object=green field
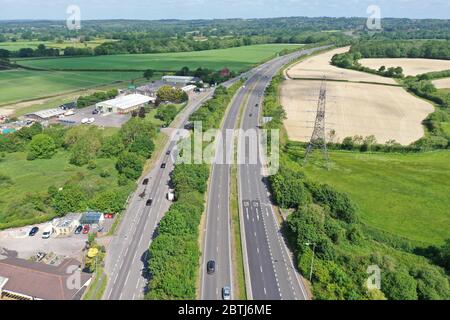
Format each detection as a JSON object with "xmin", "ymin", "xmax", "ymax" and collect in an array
[
  {"xmin": 304, "ymin": 150, "xmax": 450, "ymax": 246},
  {"xmin": 0, "ymin": 39, "xmax": 115, "ymax": 51},
  {"xmin": 0, "ymin": 70, "xmax": 142, "ymax": 105},
  {"xmin": 14, "ymin": 44, "xmax": 302, "ymax": 71},
  {"xmin": 0, "ymin": 151, "xmax": 120, "ymax": 228}
]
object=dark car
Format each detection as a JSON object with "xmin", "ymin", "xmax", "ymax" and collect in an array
[
  {"xmin": 207, "ymin": 260, "xmax": 216, "ymax": 275},
  {"xmin": 143, "ymin": 178, "xmax": 149, "ymax": 185},
  {"xmin": 74, "ymin": 225, "xmax": 83, "ymax": 234},
  {"xmin": 161, "ymin": 163, "xmax": 167, "ymax": 169},
  {"xmin": 92, "ymin": 109, "xmax": 99, "ymax": 115},
  {"xmin": 255, "ymin": 103, "xmax": 259, "ymax": 107},
  {"xmin": 249, "ymin": 113, "xmax": 253, "ymax": 117},
  {"xmin": 146, "ymin": 199, "xmax": 153, "ymax": 206},
  {"xmin": 29, "ymin": 227, "xmax": 39, "ymax": 237},
  {"xmin": 166, "ymin": 150, "xmax": 171, "ymax": 155}
]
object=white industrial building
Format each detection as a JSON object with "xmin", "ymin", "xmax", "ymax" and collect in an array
[
  {"xmin": 162, "ymin": 75, "xmax": 202, "ymax": 85},
  {"xmin": 95, "ymin": 94, "xmax": 155, "ymax": 114}
]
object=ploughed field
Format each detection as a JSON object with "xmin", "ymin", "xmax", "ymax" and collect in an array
[
  {"xmin": 14, "ymin": 44, "xmax": 302, "ymax": 72},
  {"xmin": 433, "ymin": 78, "xmax": 450, "ymax": 89},
  {"xmin": 359, "ymin": 58, "xmax": 450, "ymax": 77},
  {"xmin": 280, "ymin": 48, "xmax": 434, "ymax": 145},
  {"xmin": 286, "ymin": 47, "xmax": 396, "ymax": 85}
]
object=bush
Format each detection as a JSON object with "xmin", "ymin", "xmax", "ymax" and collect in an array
[
  {"xmin": 27, "ymin": 134, "xmax": 57, "ymax": 160},
  {"xmin": 382, "ymin": 270, "xmax": 418, "ymax": 300},
  {"xmin": 269, "ymin": 167, "xmax": 310, "ymax": 209}
]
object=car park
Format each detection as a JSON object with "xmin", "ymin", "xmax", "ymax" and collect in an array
[
  {"xmin": 207, "ymin": 260, "xmax": 216, "ymax": 274},
  {"xmin": 29, "ymin": 227, "xmax": 39, "ymax": 237}
]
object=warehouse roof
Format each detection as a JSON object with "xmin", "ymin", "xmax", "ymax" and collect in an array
[
  {"xmin": 96, "ymin": 94, "xmax": 153, "ymax": 110},
  {"xmin": 0, "ymin": 257, "xmax": 91, "ymax": 300},
  {"xmin": 26, "ymin": 108, "xmax": 65, "ymax": 120}
]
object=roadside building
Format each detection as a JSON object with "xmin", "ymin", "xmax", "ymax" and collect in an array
[
  {"xmin": 162, "ymin": 75, "xmax": 202, "ymax": 85},
  {"xmin": 25, "ymin": 108, "xmax": 66, "ymax": 121},
  {"xmin": 52, "ymin": 213, "xmax": 81, "ymax": 237},
  {"xmin": 95, "ymin": 94, "xmax": 155, "ymax": 114},
  {"xmin": 0, "ymin": 257, "xmax": 91, "ymax": 300},
  {"xmin": 80, "ymin": 212, "xmax": 104, "ymax": 226},
  {"xmin": 181, "ymin": 84, "xmax": 197, "ymax": 93}
]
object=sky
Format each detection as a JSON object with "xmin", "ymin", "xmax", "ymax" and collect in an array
[{"xmin": 0, "ymin": 0, "xmax": 449, "ymax": 20}]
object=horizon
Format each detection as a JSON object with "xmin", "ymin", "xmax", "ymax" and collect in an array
[{"xmin": 1, "ymin": 0, "xmax": 449, "ymax": 20}]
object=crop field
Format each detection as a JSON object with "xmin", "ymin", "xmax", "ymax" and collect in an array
[
  {"xmin": 280, "ymin": 80, "xmax": 433, "ymax": 145},
  {"xmin": 433, "ymin": 77, "xmax": 450, "ymax": 89},
  {"xmin": 286, "ymin": 47, "xmax": 396, "ymax": 85},
  {"xmin": 14, "ymin": 44, "xmax": 302, "ymax": 71},
  {"xmin": 0, "ymin": 151, "xmax": 119, "ymax": 229},
  {"xmin": 0, "ymin": 39, "xmax": 115, "ymax": 51},
  {"xmin": 0, "ymin": 69, "xmax": 141, "ymax": 106},
  {"xmin": 359, "ymin": 58, "xmax": 450, "ymax": 77},
  {"xmin": 303, "ymin": 150, "xmax": 450, "ymax": 246}
]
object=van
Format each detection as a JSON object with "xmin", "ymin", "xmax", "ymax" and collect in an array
[{"xmin": 42, "ymin": 227, "xmax": 53, "ymax": 239}]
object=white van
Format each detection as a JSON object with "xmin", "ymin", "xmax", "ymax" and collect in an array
[{"xmin": 42, "ymin": 226, "xmax": 53, "ymax": 239}]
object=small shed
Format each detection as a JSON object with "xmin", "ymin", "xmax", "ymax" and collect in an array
[{"xmin": 79, "ymin": 212, "xmax": 104, "ymax": 226}]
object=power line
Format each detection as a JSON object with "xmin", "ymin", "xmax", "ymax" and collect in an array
[{"xmin": 303, "ymin": 76, "xmax": 330, "ymax": 169}]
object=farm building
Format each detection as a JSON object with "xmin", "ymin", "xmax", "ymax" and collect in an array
[
  {"xmin": 25, "ymin": 108, "xmax": 66, "ymax": 121},
  {"xmin": 0, "ymin": 257, "xmax": 91, "ymax": 300},
  {"xmin": 162, "ymin": 75, "xmax": 202, "ymax": 85},
  {"xmin": 95, "ymin": 94, "xmax": 155, "ymax": 114}
]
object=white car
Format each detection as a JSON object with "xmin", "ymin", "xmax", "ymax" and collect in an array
[
  {"xmin": 81, "ymin": 118, "xmax": 89, "ymax": 124},
  {"xmin": 87, "ymin": 118, "xmax": 95, "ymax": 124},
  {"xmin": 64, "ymin": 110, "xmax": 75, "ymax": 116},
  {"xmin": 222, "ymin": 286, "xmax": 231, "ymax": 300},
  {"xmin": 42, "ymin": 227, "xmax": 53, "ymax": 239}
]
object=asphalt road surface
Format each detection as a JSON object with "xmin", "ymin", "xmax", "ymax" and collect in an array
[
  {"xmin": 201, "ymin": 46, "xmax": 330, "ymax": 300},
  {"xmin": 103, "ymin": 90, "xmax": 215, "ymax": 300}
]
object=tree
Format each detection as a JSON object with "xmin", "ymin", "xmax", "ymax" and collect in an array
[
  {"xmin": 27, "ymin": 134, "xmax": 56, "ymax": 160},
  {"xmin": 100, "ymin": 134, "xmax": 125, "ymax": 158},
  {"xmin": 382, "ymin": 270, "xmax": 418, "ymax": 300},
  {"xmin": 51, "ymin": 184, "xmax": 88, "ymax": 215},
  {"xmin": 143, "ymin": 69, "xmax": 154, "ymax": 80},
  {"xmin": 116, "ymin": 151, "xmax": 145, "ymax": 180},
  {"xmin": 157, "ymin": 85, "xmax": 188, "ymax": 103},
  {"xmin": 90, "ymin": 189, "xmax": 126, "ymax": 213},
  {"xmin": 269, "ymin": 167, "xmax": 310, "ymax": 209}
]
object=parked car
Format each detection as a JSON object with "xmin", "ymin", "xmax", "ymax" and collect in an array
[
  {"xmin": 92, "ymin": 109, "xmax": 99, "ymax": 115},
  {"xmin": 104, "ymin": 213, "xmax": 114, "ymax": 219},
  {"xmin": 42, "ymin": 230, "xmax": 52, "ymax": 239},
  {"xmin": 161, "ymin": 163, "xmax": 167, "ymax": 169},
  {"xmin": 143, "ymin": 178, "xmax": 149, "ymax": 185},
  {"xmin": 207, "ymin": 260, "xmax": 216, "ymax": 275},
  {"xmin": 29, "ymin": 227, "xmax": 39, "ymax": 237},
  {"xmin": 82, "ymin": 225, "xmax": 90, "ymax": 234},
  {"xmin": 222, "ymin": 286, "xmax": 231, "ymax": 300},
  {"xmin": 146, "ymin": 199, "xmax": 153, "ymax": 206},
  {"xmin": 74, "ymin": 225, "xmax": 83, "ymax": 234}
]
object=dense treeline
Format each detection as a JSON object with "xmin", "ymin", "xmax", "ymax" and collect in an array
[
  {"xmin": 350, "ymin": 40, "xmax": 450, "ymax": 60},
  {"xmin": 262, "ymin": 69, "xmax": 450, "ymax": 300},
  {"xmin": 77, "ymin": 89, "xmax": 118, "ymax": 108},
  {"xmin": 146, "ymin": 82, "xmax": 241, "ymax": 299}
]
